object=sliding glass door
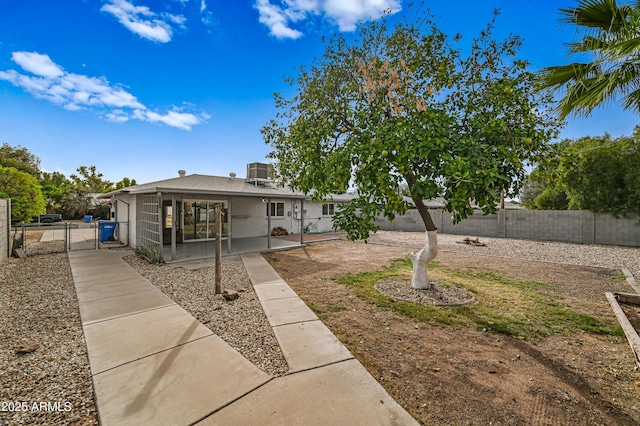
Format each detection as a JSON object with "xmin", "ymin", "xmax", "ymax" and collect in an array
[{"xmin": 183, "ymin": 200, "xmax": 228, "ymax": 242}]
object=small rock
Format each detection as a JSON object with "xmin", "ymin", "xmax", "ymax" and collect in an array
[
  {"xmin": 236, "ymin": 287, "xmax": 247, "ymax": 293},
  {"xmin": 15, "ymin": 341, "xmax": 40, "ymax": 354},
  {"xmin": 222, "ymin": 290, "xmax": 239, "ymax": 301}
]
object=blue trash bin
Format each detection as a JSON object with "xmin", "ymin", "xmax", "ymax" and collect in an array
[
  {"xmin": 83, "ymin": 215, "xmax": 93, "ymax": 223},
  {"xmin": 99, "ymin": 220, "xmax": 117, "ymax": 242}
]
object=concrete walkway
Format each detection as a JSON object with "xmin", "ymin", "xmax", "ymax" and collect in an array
[{"xmin": 69, "ymin": 249, "xmax": 418, "ymax": 426}]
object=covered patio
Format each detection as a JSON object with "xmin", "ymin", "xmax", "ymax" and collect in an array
[
  {"xmin": 161, "ymin": 232, "xmax": 343, "ymax": 263},
  {"xmin": 161, "ymin": 235, "xmax": 304, "ymax": 263}
]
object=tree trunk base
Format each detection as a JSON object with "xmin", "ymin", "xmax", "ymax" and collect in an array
[{"xmin": 410, "ymin": 230, "xmax": 438, "ymax": 289}]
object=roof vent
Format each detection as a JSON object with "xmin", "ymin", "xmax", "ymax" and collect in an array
[
  {"xmin": 229, "ymin": 172, "xmax": 236, "ymax": 179},
  {"xmin": 178, "ymin": 170, "xmax": 186, "ymax": 178}
]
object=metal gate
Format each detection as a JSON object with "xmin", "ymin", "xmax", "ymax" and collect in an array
[{"xmin": 12, "ymin": 221, "xmax": 128, "ymax": 256}]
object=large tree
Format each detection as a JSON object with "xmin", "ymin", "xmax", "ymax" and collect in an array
[
  {"xmin": 40, "ymin": 171, "xmax": 71, "ymax": 213},
  {"xmin": 521, "ymin": 131, "xmax": 640, "ymax": 216},
  {"xmin": 541, "ymin": 0, "xmax": 640, "ymax": 119},
  {"xmin": 0, "ymin": 166, "xmax": 46, "ymax": 222},
  {"xmin": 70, "ymin": 165, "xmax": 114, "ymax": 193},
  {"xmin": 263, "ymin": 10, "xmax": 559, "ymax": 288},
  {"xmin": 0, "ymin": 143, "xmax": 41, "ymax": 177},
  {"xmin": 115, "ymin": 177, "xmax": 137, "ymax": 189}
]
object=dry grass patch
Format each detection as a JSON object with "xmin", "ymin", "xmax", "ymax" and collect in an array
[{"xmin": 338, "ymin": 258, "xmax": 623, "ymax": 340}]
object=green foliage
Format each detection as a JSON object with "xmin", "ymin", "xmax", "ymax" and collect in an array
[
  {"xmin": 0, "ymin": 143, "xmax": 132, "ymax": 219},
  {"xmin": 524, "ymin": 130, "xmax": 640, "ymax": 215},
  {"xmin": 534, "ymin": 186, "xmax": 569, "ymax": 210},
  {"xmin": 263, "ymin": 7, "xmax": 560, "ymax": 240},
  {"xmin": 541, "ymin": 0, "xmax": 640, "ymax": 118},
  {"xmin": 0, "ymin": 143, "xmax": 41, "ymax": 177},
  {"xmin": 40, "ymin": 171, "xmax": 71, "ymax": 213},
  {"xmin": 70, "ymin": 165, "xmax": 114, "ymax": 193},
  {"xmin": 135, "ymin": 245, "xmax": 161, "ymax": 264},
  {"xmin": 0, "ymin": 166, "xmax": 46, "ymax": 222},
  {"xmin": 115, "ymin": 177, "xmax": 137, "ymax": 189},
  {"xmin": 61, "ymin": 189, "xmax": 93, "ymax": 219},
  {"xmin": 338, "ymin": 259, "xmax": 622, "ymax": 340}
]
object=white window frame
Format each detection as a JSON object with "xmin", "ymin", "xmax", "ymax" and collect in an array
[
  {"xmin": 267, "ymin": 201, "xmax": 285, "ymax": 218},
  {"xmin": 322, "ymin": 203, "xmax": 335, "ymax": 216}
]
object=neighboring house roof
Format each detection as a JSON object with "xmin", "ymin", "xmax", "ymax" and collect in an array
[{"xmin": 101, "ymin": 173, "xmax": 309, "ymax": 199}]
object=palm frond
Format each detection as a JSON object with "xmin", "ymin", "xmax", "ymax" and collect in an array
[
  {"xmin": 561, "ymin": 0, "xmax": 629, "ymax": 32},
  {"xmin": 542, "ymin": 0, "xmax": 640, "ymax": 118}
]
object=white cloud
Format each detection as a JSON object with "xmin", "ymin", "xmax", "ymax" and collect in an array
[
  {"xmin": 255, "ymin": 0, "xmax": 303, "ymax": 39},
  {"xmin": 101, "ymin": 0, "xmax": 186, "ymax": 43},
  {"xmin": 199, "ymin": 0, "xmax": 216, "ymax": 27},
  {"xmin": 143, "ymin": 109, "xmax": 204, "ymax": 131},
  {"xmin": 254, "ymin": 0, "xmax": 400, "ymax": 39},
  {"xmin": 0, "ymin": 51, "xmax": 205, "ymax": 130},
  {"xmin": 11, "ymin": 51, "xmax": 64, "ymax": 78}
]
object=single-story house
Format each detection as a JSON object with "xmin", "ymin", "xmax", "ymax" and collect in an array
[{"xmin": 101, "ymin": 163, "xmax": 352, "ymax": 262}]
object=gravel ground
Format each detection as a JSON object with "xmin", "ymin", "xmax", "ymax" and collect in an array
[
  {"xmin": 366, "ymin": 231, "xmax": 640, "ymax": 280},
  {"xmin": 0, "ymin": 253, "xmax": 98, "ymax": 426},
  {"xmin": 123, "ymin": 254, "xmax": 289, "ymax": 377}
]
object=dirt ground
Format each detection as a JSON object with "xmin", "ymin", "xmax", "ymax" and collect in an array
[{"xmin": 265, "ymin": 240, "xmax": 640, "ymax": 426}]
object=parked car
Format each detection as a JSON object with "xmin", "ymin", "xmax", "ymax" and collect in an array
[{"xmin": 31, "ymin": 214, "xmax": 63, "ymax": 224}]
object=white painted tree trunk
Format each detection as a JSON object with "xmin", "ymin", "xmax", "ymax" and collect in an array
[{"xmin": 411, "ymin": 230, "xmax": 438, "ymax": 290}]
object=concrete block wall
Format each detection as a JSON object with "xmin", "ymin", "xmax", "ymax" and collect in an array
[
  {"xmin": 505, "ymin": 209, "xmax": 586, "ymax": 243},
  {"xmin": 377, "ymin": 208, "xmax": 639, "ymax": 247},
  {"xmin": 595, "ymin": 213, "xmax": 640, "ymax": 246},
  {"xmin": 440, "ymin": 210, "xmax": 501, "ymax": 237},
  {"xmin": 0, "ymin": 199, "xmax": 9, "ymax": 261}
]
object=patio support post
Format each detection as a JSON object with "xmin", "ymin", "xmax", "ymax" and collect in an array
[
  {"xmin": 226, "ymin": 199, "xmax": 231, "ymax": 253},
  {"xmin": 171, "ymin": 195, "xmax": 177, "ymax": 261},
  {"xmin": 157, "ymin": 192, "xmax": 163, "ymax": 262},
  {"xmin": 215, "ymin": 205, "xmax": 222, "ymax": 294},
  {"xmin": 300, "ymin": 199, "xmax": 304, "ymax": 245},
  {"xmin": 267, "ymin": 198, "xmax": 271, "ymax": 249}
]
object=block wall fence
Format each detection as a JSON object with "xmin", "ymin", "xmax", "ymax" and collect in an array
[
  {"xmin": 0, "ymin": 199, "xmax": 10, "ymax": 261},
  {"xmin": 374, "ymin": 208, "xmax": 640, "ymax": 247}
]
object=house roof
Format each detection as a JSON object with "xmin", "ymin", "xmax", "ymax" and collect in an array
[{"xmin": 102, "ymin": 174, "xmax": 309, "ymax": 199}]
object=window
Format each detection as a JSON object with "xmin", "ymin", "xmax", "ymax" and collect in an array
[
  {"xmin": 267, "ymin": 202, "xmax": 285, "ymax": 217},
  {"xmin": 322, "ymin": 203, "xmax": 335, "ymax": 216}
]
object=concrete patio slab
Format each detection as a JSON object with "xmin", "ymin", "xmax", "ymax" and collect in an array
[
  {"xmin": 83, "ymin": 305, "xmax": 213, "ymax": 374},
  {"xmin": 198, "ymin": 359, "xmax": 419, "ymax": 426},
  {"xmin": 260, "ymin": 296, "xmax": 318, "ymax": 327},
  {"xmin": 93, "ymin": 335, "xmax": 271, "ymax": 426},
  {"xmin": 252, "ymin": 281, "xmax": 299, "ymax": 301},
  {"xmin": 272, "ymin": 320, "xmax": 353, "ymax": 372},
  {"xmin": 79, "ymin": 288, "xmax": 175, "ymax": 325},
  {"xmin": 75, "ymin": 278, "xmax": 155, "ymax": 302}
]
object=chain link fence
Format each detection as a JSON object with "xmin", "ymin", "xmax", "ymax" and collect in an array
[{"xmin": 11, "ymin": 221, "xmax": 129, "ymax": 257}]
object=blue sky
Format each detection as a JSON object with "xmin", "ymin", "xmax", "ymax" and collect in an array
[{"xmin": 1, "ymin": 0, "xmax": 637, "ymax": 184}]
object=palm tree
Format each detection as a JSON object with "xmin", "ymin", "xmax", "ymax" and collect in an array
[{"xmin": 542, "ymin": 0, "xmax": 640, "ymax": 119}]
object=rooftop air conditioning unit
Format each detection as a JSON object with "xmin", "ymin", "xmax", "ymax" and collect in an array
[{"xmin": 246, "ymin": 162, "xmax": 274, "ymax": 185}]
